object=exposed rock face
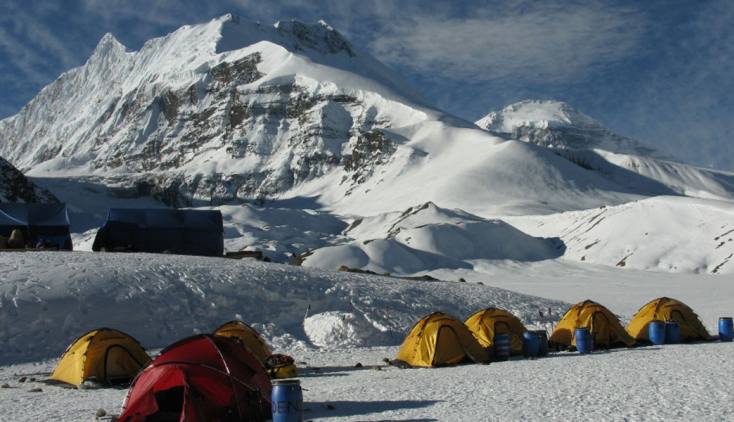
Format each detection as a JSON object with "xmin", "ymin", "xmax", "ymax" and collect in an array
[{"xmin": 0, "ymin": 157, "xmax": 58, "ymax": 203}]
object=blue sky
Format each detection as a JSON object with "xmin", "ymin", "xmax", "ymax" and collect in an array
[{"xmin": 1, "ymin": 0, "xmax": 732, "ymax": 170}]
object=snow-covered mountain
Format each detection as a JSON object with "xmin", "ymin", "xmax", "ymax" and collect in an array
[
  {"xmin": 476, "ymin": 100, "xmax": 734, "ymax": 201},
  {"xmin": 0, "ymin": 157, "xmax": 58, "ymax": 203},
  {"xmin": 5, "ymin": 14, "xmax": 730, "ymax": 217}
]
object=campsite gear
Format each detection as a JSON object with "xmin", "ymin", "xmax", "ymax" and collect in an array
[
  {"xmin": 665, "ymin": 320, "xmax": 681, "ymax": 344},
  {"xmin": 49, "ymin": 328, "xmax": 150, "ymax": 386},
  {"xmin": 575, "ymin": 328, "xmax": 592, "ymax": 354},
  {"xmin": 92, "ymin": 208, "xmax": 223, "ymax": 256},
  {"xmin": 532, "ymin": 330, "xmax": 549, "ymax": 356},
  {"xmin": 0, "ymin": 203, "xmax": 72, "ymax": 250},
  {"xmin": 493, "ymin": 333, "xmax": 511, "ymax": 361},
  {"xmin": 118, "ymin": 335, "xmax": 271, "ymax": 422},
  {"xmin": 719, "ymin": 317, "xmax": 734, "ymax": 342},
  {"xmin": 272, "ymin": 379, "xmax": 304, "ymax": 422},
  {"xmin": 266, "ymin": 354, "xmax": 298, "ymax": 379},
  {"xmin": 648, "ymin": 320, "xmax": 666, "ymax": 345},
  {"xmin": 626, "ymin": 297, "xmax": 711, "ymax": 343},
  {"xmin": 522, "ymin": 332, "xmax": 540, "ymax": 358},
  {"xmin": 465, "ymin": 308, "xmax": 527, "ymax": 355},
  {"xmin": 395, "ymin": 312, "xmax": 490, "ymax": 367},
  {"xmin": 214, "ymin": 320, "xmax": 271, "ymax": 364},
  {"xmin": 550, "ymin": 300, "xmax": 634, "ymax": 350}
]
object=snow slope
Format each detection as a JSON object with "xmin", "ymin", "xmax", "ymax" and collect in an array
[
  {"xmin": 505, "ymin": 196, "xmax": 734, "ymax": 274},
  {"xmin": 0, "ymin": 252, "xmax": 566, "ymax": 364},
  {"xmin": 476, "ymin": 100, "xmax": 734, "ymax": 202},
  {"xmin": 302, "ymin": 202, "xmax": 563, "ymax": 273}
]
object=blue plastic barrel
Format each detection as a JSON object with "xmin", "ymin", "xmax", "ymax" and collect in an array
[
  {"xmin": 522, "ymin": 331, "xmax": 540, "ymax": 358},
  {"xmin": 648, "ymin": 320, "xmax": 666, "ymax": 345},
  {"xmin": 494, "ymin": 333, "xmax": 511, "ymax": 361},
  {"xmin": 665, "ymin": 320, "xmax": 681, "ymax": 344},
  {"xmin": 272, "ymin": 379, "xmax": 303, "ymax": 422},
  {"xmin": 575, "ymin": 328, "xmax": 592, "ymax": 354},
  {"xmin": 719, "ymin": 317, "xmax": 734, "ymax": 342},
  {"xmin": 533, "ymin": 330, "xmax": 549, "ymax": 356}
]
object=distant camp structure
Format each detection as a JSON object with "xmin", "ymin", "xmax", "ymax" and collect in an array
[
  {"xmin": 0, "ymin": 203, "xmax": 72, "ymax": 250},
  {"xmin": 395, "ymin": 312, "xmax": 490, "ymax": 367},
  {"xmin": 49, "ymin": 328, "xmax": 151, "ymax": 386},
  {"xmin": 92, "ymin": 208, "xmax": 223, "ymax": 256},
  {"xmin": 213, "ymin": 320, "xmax": 271, "ymax": 365},
  {"xmin": 465, "ymin": 308, "xmax": 527, "ymax": 355},
  {"xmin": 118, "ymin": 335, "xmax": 272, "ymax": 422},
  {"xmin": 549, "ymin": 300, "xmax": 635, "ymax": 350},
  {"xmin": 627, "ymin": 297, "xmax": 712, "ymax": 342}
]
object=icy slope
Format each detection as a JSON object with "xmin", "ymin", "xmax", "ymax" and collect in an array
[
  {"xmin": 0, "ymin": 157, "xmax": 58, "ymax": 203},
  {"xmin": 506, "ymin": 196, "xmax": 734, "ymax": 274},
  {"xmin": 0, "ymin": 252, "xmax": 566, "ymax": 364},
  {"xmin": 477, "ymin": 100, "xmax": 734, "ymax": 201},
  {"xmin": 302, "ymin": 202, "xmax": 563, "ymax": 273}
]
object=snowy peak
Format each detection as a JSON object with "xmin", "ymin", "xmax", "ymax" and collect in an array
[
  {"xmin": 476, "ymin": 100, "xmax": 659, "ymax": 157},
  {"xmin": 477, "ymin": 100, "xmax": 597, "ymax": 132}
]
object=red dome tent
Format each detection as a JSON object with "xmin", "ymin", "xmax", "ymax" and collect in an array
[{"xmin": 118, "ymin": 335, "xmax": 272, "ymax": 422}]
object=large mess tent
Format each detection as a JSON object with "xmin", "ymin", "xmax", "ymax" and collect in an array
[
  {"xmin": 465, "ymin": 308, "xmax": 527, "ymax": 355},
  {"xmin": 549, "ymin": 300, "xmax": 635, "ymax": 349},
  {"xmin": 0, "ymin": 203, "xmax": 72, "ymax": 249},
  {"xmin": 92, "ymin": 208, "xmax": 223, "ymax": 256},
  {"xmin": 49, "ymin": 328, "xmax": 151, "ymax": 386},
  {"xmin": 213, "ymin": 320, "xmax": 271, "ymax": 365},
  {"xmin": 627, "ymin": 297, "xmax": 712, "ymax": 342},
  {"xmin": 118, "ymin": 335, "xmax": 271, "ymax": 422},
  {"xmin": 395, "ymin": 312, "xmax": 490, "ymax": 367}
]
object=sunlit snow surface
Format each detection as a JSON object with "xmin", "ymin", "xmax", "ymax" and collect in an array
[{"xmin": 1, "ymin": 252, "xmax": 733, "ymax": 420}]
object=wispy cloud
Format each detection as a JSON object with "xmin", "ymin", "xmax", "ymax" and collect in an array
[{"xmin": 369, "ymin": 2, "xmax": 645, "ymax": 84}]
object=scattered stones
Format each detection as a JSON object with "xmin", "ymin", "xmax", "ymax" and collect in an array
[
  {"xmin": 96, "ymin": 408, "xmax": 107, "ymax": 418},
  {"xmin": 1, "ymin": 383, "xmax": 10, "ymax": 388},
  {"xmin": 27, "ymin": 387, "xmax": 42, "ymax": 392},
  {"xmin": 354, "ymin": 362, "xmax": 363, "ymax": 368},
  {"xmin": 18, "ymin": 377, "xmax": 26, "ymax": 383}
]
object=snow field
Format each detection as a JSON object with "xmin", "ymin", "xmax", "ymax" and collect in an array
[
  {"xmin": 0, "ymin": 252, "xmax": 566, "ymax": 364},
  {"xmin": 1, "ymin": 343, "xmax": 733, "ymax": 421}
]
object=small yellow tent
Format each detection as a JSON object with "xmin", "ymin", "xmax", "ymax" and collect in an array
[
  {"xmin": 465, "ymin": 308, "xmax": 527, "ymax": 355},
  {"xmin": 49, "ymin": 328, "xmax": 151, "ymax": 386},
  {"xmin": 213, "ymin": 320, "xmax": 271, "ymax": 364},
  {"xmin": 395, "ymin": 312, "xmax": 490, "ymax": 367},
  {"xmin": 627, "ymin": 297, "xmax": 711, "ymax": 342},
  {"xmin": 549, "ymin": 300, "xmax": 634, "ymax": 349}
]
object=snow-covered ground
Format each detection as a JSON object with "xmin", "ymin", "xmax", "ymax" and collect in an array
[
  {"xmin": 1, "ymin": 252, "xmax": 733, "ymax": 420},
  {"xmin": 2, "ymin": 343, "xmax": 733, "ymax": 421}
]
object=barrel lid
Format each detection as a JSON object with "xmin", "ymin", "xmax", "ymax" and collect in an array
[{"xmin": 272, "ymin": 378, "xmax": 301, "ymax": 385}]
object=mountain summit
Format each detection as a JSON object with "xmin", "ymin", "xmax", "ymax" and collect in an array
[{"xmin": 476, "ymin": 100, "xmax": 660, "ymax": 157}]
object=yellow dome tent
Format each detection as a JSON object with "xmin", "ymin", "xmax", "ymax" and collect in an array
[
  {"xmin": 49, "ymin": 328, "xmax": 151, "ymax": 386},
  {"xmin": 395, "ymin": 312, "xmax": 490, "ymax": 367},
  {"xmin": 465, "ymin": 308, "xmax": 527, "ymax": 355},
  {"xmin": 627, "ymin": 297, "xmax": 712, "ymax": 342},
  {"xmin": 549, "ymin": 300, "xmax": 634, "ymax": 349},
  {"xmin": 213, "ymin": 320, "xmax": 271, "ymax": 364}
]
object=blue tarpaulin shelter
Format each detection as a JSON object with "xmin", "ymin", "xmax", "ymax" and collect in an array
[
  {"xmin": 0, "ymin": 203, "xmax": 73, "ymax": 249},
  {"xmin": 92, "ymin": 208, "xmax": 224, "ymax": 257}
]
